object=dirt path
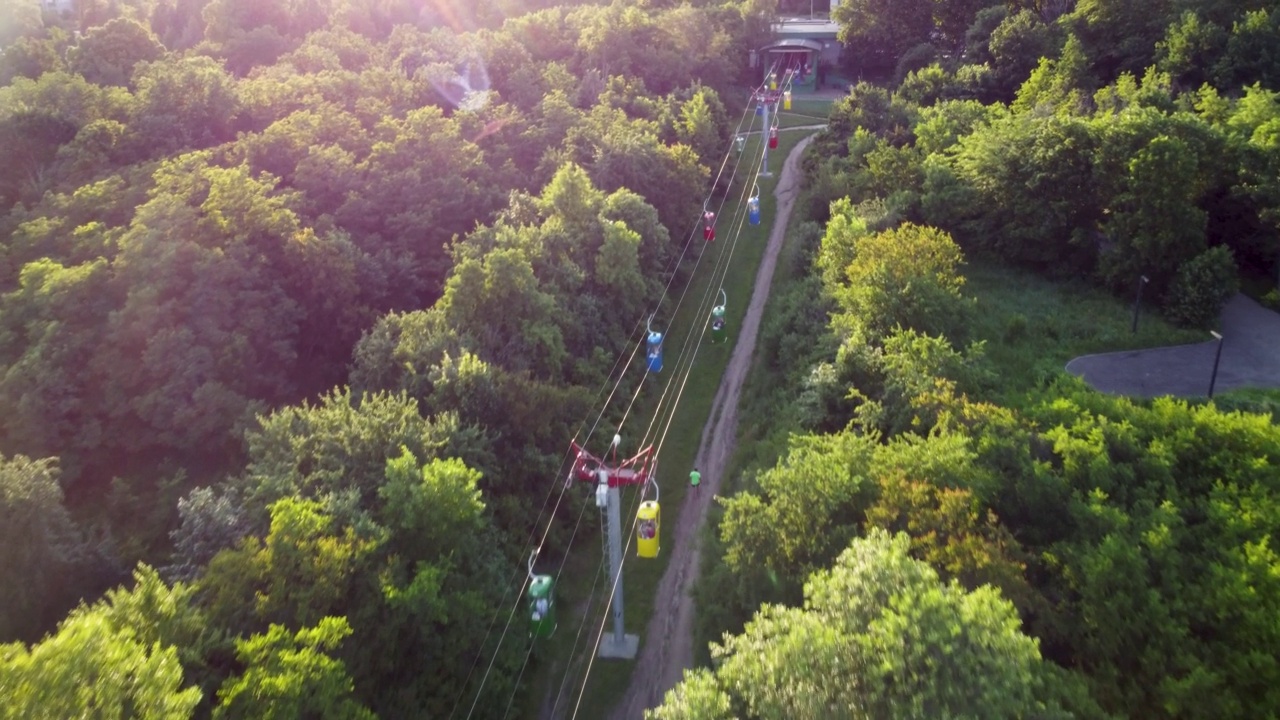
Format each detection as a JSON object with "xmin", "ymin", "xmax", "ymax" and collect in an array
[{"xmin": 606, "ymin": 133, "xmax": 818, "ymax": 720}]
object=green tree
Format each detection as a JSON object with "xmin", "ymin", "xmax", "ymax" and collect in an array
[
  {"xmin": 0, "ymin": 258, "xmax": 115, "ymax": 479},
  {"xmin": 331, "ymin": 104, "xmax": 503, "ymax": 299},
  {"xmin": 827, "ymin": 220, "xmax": 971, "ymax": 342},
  {"xmin": 235, "ymin": 388, "xmax": 480, "ymax": 518},
  {"xmin": 719, "ymin": 432, "xmax": 878, "ymax": 602},
  {"xmin": 933, "ymin": 0, "xmax": 994, "ymax": 49},
  {"xmin": 652, "ymin": 530, "xmax": 1047, "ymax": 720},
  {"xmin": 1012, "ymin": 34, "xmax": 1093, "ymax": 114},
  {"xmin": 913, "ymin": 99, "xmax": 1007, "ymax": 156},
  {"xmin": 0, "ymin": 603, "xmax": 202, "ymax": 719},
  {"xmin": 1020, "ymin": 384, "xmax": 1280, "ymax": 718},
  {"xmin": 0, "ymin": 0, "xmax": 42, "ymax": 47},
  {"xmin": 675, "ymin": 87, "xmax": 725, "ymax": 171},
  {"xmin": 833, "ymin": 0, "xmax": 934, "ymax": 74},
  {"xmin": 68, "ymin": 17, "xmax": 165, "ymax": 87},
  {"xmin": 988, "ymin": 9, "xmax": 1059, "ymax": 101},
  {"xmin": 567, "ymin": 106, "xmax": 707, "ymax": 238},
  {"xmin": 1163, "ymin": 245, "xmax": 1239, "ymax": 328},
  {"xmin": 129, "ymin": 56, "xmax": 240, "ymax": 155},
  {"xmin": 939, "ymin": 111, "xmax": 1099, "ymax": 272},
  {"xmin": 0, "ymin": 34, "xmax": 66, "ymax": 84},
  {"xmin": 214, "ymin": 617, "xmax": 375, "ymax": 720},
  {"xmin": 1066, "ymin": 0, "xmax": 1176, "ymax": 82},
  {"xmin": 0, "ymin": 109, "xmax": 78, "ymax": 208},
  {"xmin": 96, "ymin": 160, "xmax": 306, "ymax": 460},
  {"xmin": 1156, "ymin": 11, "xmax": 1227, "ymax": 90},
  {"xmin": 97, "ymin": 564, "xmax": 229, "ymax": 704},
  {"xmin": 166, "ymin": 486, "xmax": 250, "ymax": 581},
  {"xmin": 1097, "ymin": 132, "xmax": 1210, "ymax": 296},
  {"xmin": 1215, "ymin": 8, "xmax": 1280, "ymax": 91},
  {"xmin": 441, "ymin": 247, "xmax": 568, "ymax": 379},
  {"xmin": 0, "ymin": 455, "xmax": 88, "ymax": 642}
]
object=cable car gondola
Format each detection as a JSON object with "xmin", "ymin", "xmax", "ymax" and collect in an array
[
  {"xmin": 527, "ymin": 551, "xmax": 556, "ymax": 638},
  {"xmin": 646, "ymin": 315, "xmax": 664, "ymax": 373},
  {"xmin": 710, "ymin": 289, "xmax": 727, "ymax": 344},
  {"xmin": 636, "ymin": 478, "xmax": 660, "ymax": 559},
  {"xmin": 748, "ymin": 184, "xmax": 761, "ymax": 226}
]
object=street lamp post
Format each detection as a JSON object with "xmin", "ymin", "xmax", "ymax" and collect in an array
[
  {"xmin": 1131, "ymin": 275, "xmax": 1149, "ymax": 334},
  {"xmin": 1208, "ymin": 331, "xmax": 1225, "ymax": 398}
]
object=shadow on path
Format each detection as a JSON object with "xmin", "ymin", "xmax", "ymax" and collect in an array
[{"xmin": 1066, "ymin": 294, "xmax": 1280, "ymax": 397}]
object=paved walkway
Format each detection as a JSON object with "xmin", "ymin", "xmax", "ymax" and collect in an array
[{"xmin": 1066, "ymin": 294, "xmax": 1280, "ymax": 397}]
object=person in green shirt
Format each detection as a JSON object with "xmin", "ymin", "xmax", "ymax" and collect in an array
[{"xmin": 689, "ymin": 467, "xmax": 701, "ymax": 492}]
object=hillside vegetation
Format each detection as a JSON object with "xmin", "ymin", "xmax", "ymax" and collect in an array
[
  {"xmin": 3, "ymin": 0, "xmax": 1280, "ymax": 717},
  {"xmin": 675, "ymin": 0, "xmax": 1280, "ymax": 718},
  {"xmin": 0, "ymin": 0, "xmax": 768, "ymax": 715}
]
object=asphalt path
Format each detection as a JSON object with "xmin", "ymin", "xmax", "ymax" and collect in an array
[{"xmin": 1066, "ymin": 294, "xmax": 1280, "ymax": 397}]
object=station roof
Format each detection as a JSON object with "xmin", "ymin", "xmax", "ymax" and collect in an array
[
  {"xmin": 759, "ymin": 38, "xmax": 825, "ymax": 52},
  {"xmin": 771, "ymin": 18, "xmax": 841, "ymax": 36}
]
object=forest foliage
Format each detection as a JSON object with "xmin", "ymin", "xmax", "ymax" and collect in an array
[
  {"xmin": 0, "ymin": 0, "xmax": 765, "ymax": 715},
  {"xmin": 676, "ymin": 0, "xmax": 1280, "ymax": 717},
  {"xmin": 3, "ymin": 0, "xmax": 1280, "ymax": 717}
]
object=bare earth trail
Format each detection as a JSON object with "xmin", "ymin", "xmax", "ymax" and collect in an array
[{"xmin": 607, "ymin": 133, "xmax": 819, "ymax": 720}]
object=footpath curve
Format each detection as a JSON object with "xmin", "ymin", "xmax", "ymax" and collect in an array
[
  {"xmin": 607, "ymin": 133, "xmax": 819, "ymax": 720},
  {"xmin": 1067, "ymin": 294, "xmax": 1280, "ymax": 397}
]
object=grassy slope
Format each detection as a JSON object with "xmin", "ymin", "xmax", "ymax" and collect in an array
[
  {"xmin": 522, "ymin": 128, "xmax": 816, "ymax": 719},
  {"xmin": 963, "ymin": 260, "xmax": 1205, "ymax": 402}
]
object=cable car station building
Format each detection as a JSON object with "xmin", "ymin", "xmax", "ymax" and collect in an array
[{"xmin": 753, "ymin": 16, "xmax": 842, "ymax": 91}]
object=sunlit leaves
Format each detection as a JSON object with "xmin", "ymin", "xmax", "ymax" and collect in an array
[
  {"xmin": 214, "ymin": 617, "xmax": 374, "ymax": 720},
  {"xmin": 1027, "ymin": 386, "xmax": 1280, "ymax": 718},
  {"xmin": 239, "ymin": 388, "xmax": 474, "ymax": 513},
  {"xmin": 68, "ymin": 18, "xmax": 166, "ymax": 87},
  {"xmin": 654, "ymin": 530, "xmax": 1045, "ymax": 720},
  {"xmin": 827, "ymin": 220, "xmax": 970, "ymax": 342},
  {"xmin": 0, "ymin": 455, "xmax": 87, "ymax": 641},
  {"xmin": 0, "ymin": 596, "xmax": 202, "ymax": 719}
]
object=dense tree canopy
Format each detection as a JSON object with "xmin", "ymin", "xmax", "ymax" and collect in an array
[
  {"xmin": 5, "ymin": 0, "xmax": 1280, "ymax": 716},
  {"xmin": 654, "ymin": 530, "xmax": 1055, "ymax": 720}
]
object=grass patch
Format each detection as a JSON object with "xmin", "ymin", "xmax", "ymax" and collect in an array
[
  {"xmin": 525, "ymin": 129, "xmax": 818, "ymax": 719},
  {"xmin": 775, "ymin": 98, "xmax": 835, "ymax": 129},
  {"xmin": 964, "ymin": 260, "xmax": 1204, "ymax": 402},
  {"xmin": 1211, "ymin": 387, "xmax": 1280, "ymax": 422}
]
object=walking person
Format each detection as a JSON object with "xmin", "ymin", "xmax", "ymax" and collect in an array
[{"xmin": 689, "ymin": 467, "xmax": 701, "ymax": 493}]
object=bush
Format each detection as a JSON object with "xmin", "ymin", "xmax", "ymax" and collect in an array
[
  {"xmin": 1164, "ymin": 245, "xmax": 1239, "ymax": 328},
  {"xmin": 894, "ymin": 42, "xmax": 939, "ymax": 85},
  {"xmin": 828, "ymin": 220, "xmax": 972, "ymax": 342},
  {"xmin": 896, "ymin": 64, "xmax": 975, "ymax": 106},
  {"xmin": 1004, "ymin": 313, "xmax": 1028, "ymax": 342},
  {"xmin": 1262, "ymin": 288, "xmax": 1280, "ymax": 311}
]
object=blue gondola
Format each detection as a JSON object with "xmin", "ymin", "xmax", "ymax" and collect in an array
[
  {"xmin": 647, "ymin": 316, "xmax": 663, "ymax": 373},
  {"xmin": 748, "ymin": 185, "xmax": 761, "ymax": 226}
]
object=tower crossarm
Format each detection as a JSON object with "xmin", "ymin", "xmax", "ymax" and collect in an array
[{"xmin": 569, "ymin": 441, "xmax": 655, "ymax": 488}]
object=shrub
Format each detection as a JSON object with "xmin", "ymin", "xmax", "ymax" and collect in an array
[
  {"xmin": 1164, "ymin": 245, "xmax": 1239, "ymax": 328},
  {"xmin": 1261, "ymin": 288, "xmax": 1280, "ymax": 311},
  {"xmin": 894, "ymin": 42, "xmax": 939, "ymax": 86}
]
